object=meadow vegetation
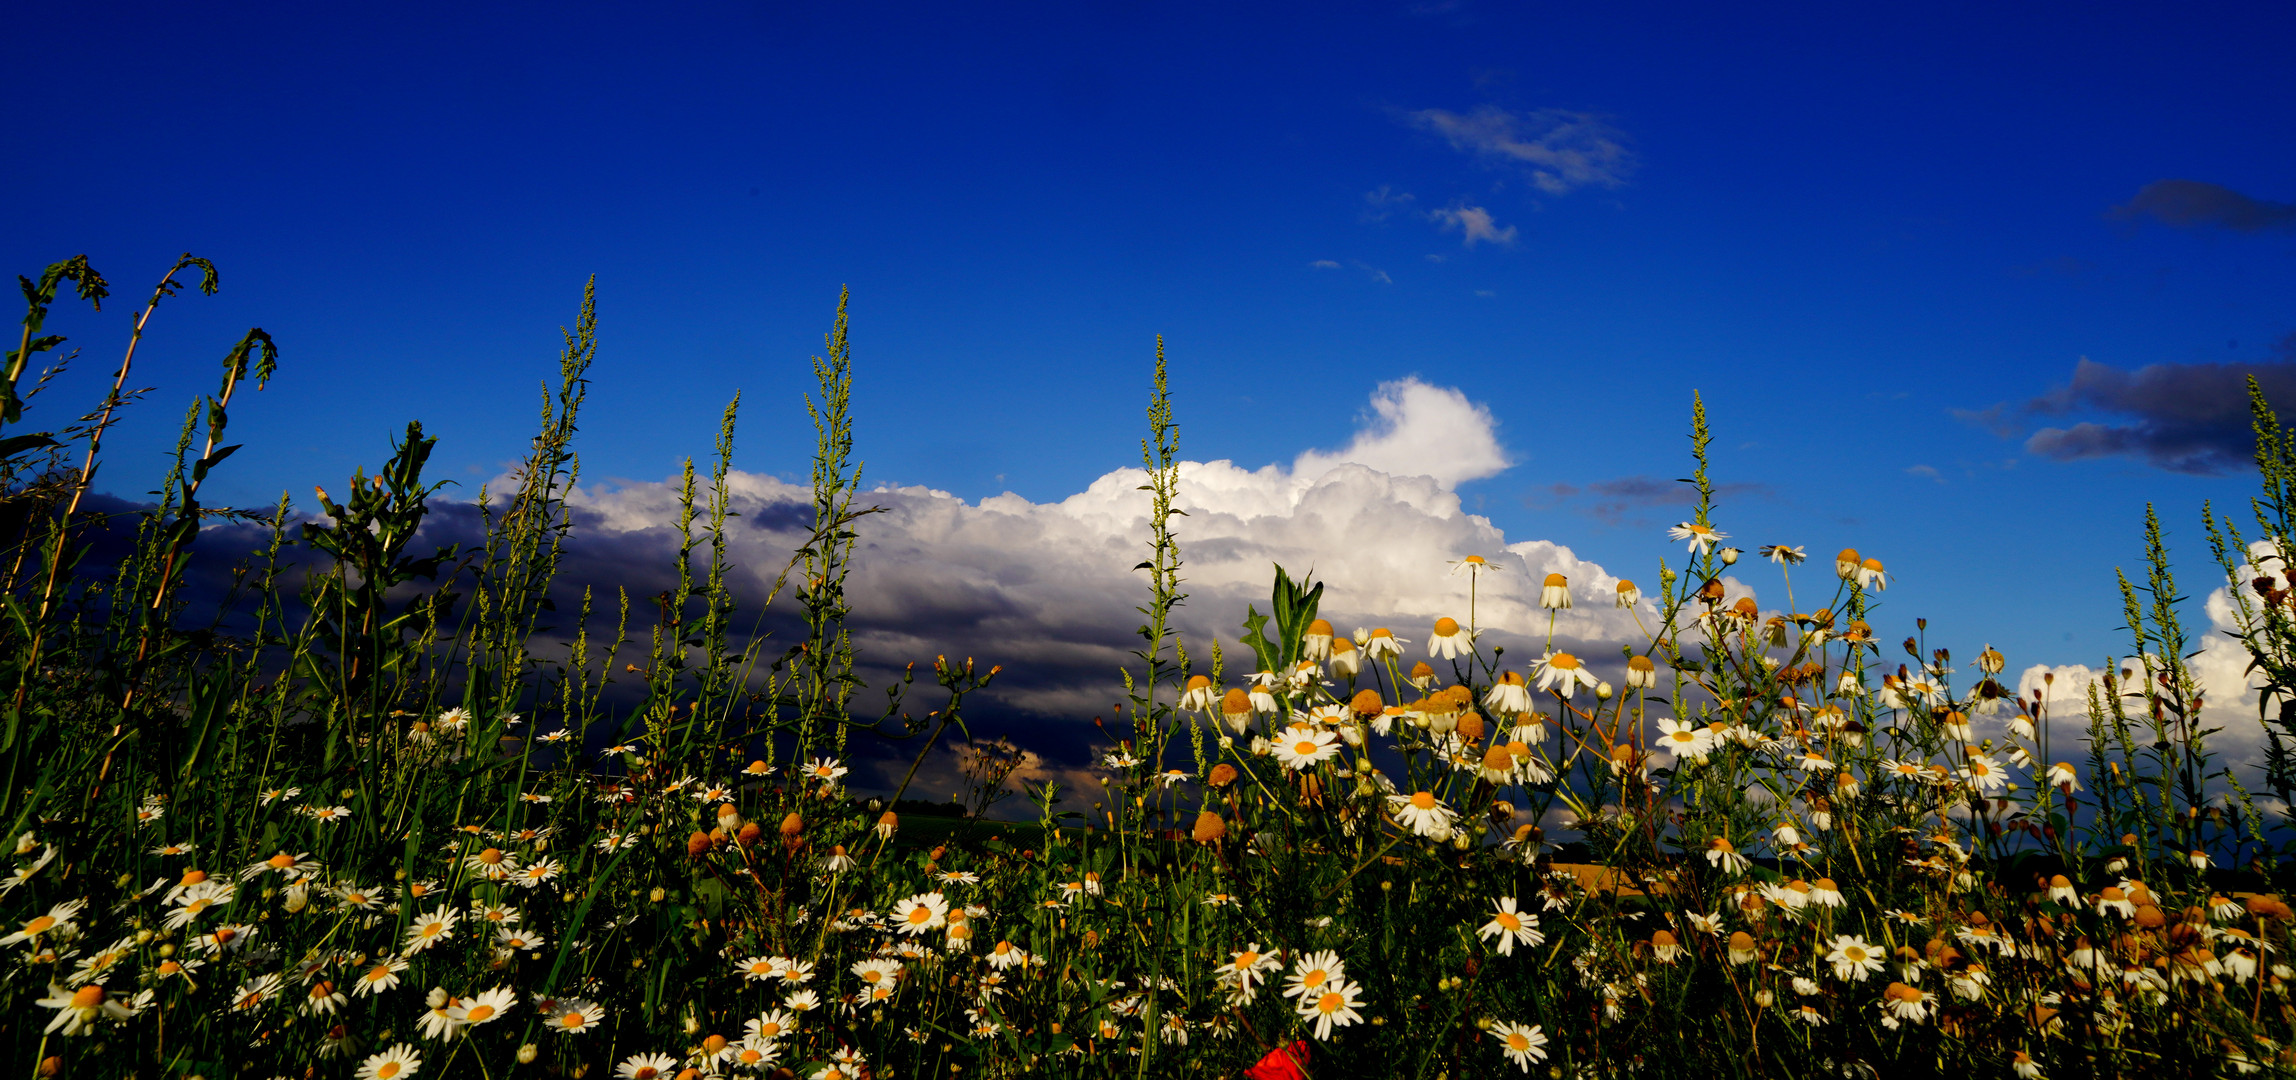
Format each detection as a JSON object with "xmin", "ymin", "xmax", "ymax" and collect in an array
[{"xmin": 4, "ymin": 254, "xmax": 2296, "ymax": 1078}]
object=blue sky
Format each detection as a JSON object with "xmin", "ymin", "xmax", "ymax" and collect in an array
[{"xmin": 10, "ymin": 0, "xmax": 2296, "ymax": 679}]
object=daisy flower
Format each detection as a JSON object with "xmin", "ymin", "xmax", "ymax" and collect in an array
[
  {"xmin": 1490, "ymin": 1021, "xmax": 1550, "ymax": 1071},
  {"xmin": 354, "ymin": 1043, "xmax": 422, "ymax": 1080},
  {"xmin": 1296, "ymin": 978, "xmax": 1365, "ymax": 1039},
  {"xmin": 614, "ymin": 1054, "xmax": 680, "ymax": 1079},
  {"xmin": 353, "ymin": 956, "xmax": 408, "ymax": 997},
  {"xmin": 802, "ymin": 758, "xmax": 849, "ymax": 785},
  {"xmin": 1477, "ymin": 897, "xmax": 1545, "ymax": 956},
  {"xmin": 1388, "ymin": 791, "xmax": 1457, "ymax": 839},
  {"xmin": 402, "ymin": 906, "xmax": 460, "ymax": 955},
  {"xmin": 229, "ymin": 973, "xmax": 285, "ymax": 1012},
  {"xmin": 541, "ymin": 998, "xmax": 608, "ymax": 1035},
  {"xmin": 463, "ymin": 847, "xmax": 518, "ymax": 880},
  {"xmin": 1668, "ymin": 522, "xmax": 1726, "ymax": 554},
  {"xmin": 1484, "ymin": 672, "xmax": 1532, "ymax": 715},
  {"xmin": 1179, "ymin": 675, "xmax": 1218, "ymax": 711},
  {"xmin": 1532, "ymin": 652, "xmax": 1599, "ymax": 699},
  {"xmin": 1429, "ymin": 617, "xmax": 1472, "ymax": 660},
  {"xmin": 1271, "ymin": 727, "xmax": 1341, "ymax": 771},
  {"xmin": 512, "ymin": 859, "xmax": 563, "ymax": 889},
  {"xmin": 493, "ymin": 926, "xmax": 547, "ymax": 954},
  {"xmin": 1364, "ymin": 627, "xmax": 1405, "ymax": 659},
  {"xmin": 37, "ymin": 984, "xmax": 132, "ymax": 1035},
  {"xmin": 747, "ymin": 1008, "xmax": 799, "ymax": 1042},
  {"xmin": 851, "ymin": 957, "xmax": 903, "ymax": 994},
  {"xmin": 1214, "ymin": 943, "xmax": 1281, "ymax": 1003},
  {"xmin": 987, "ymin": 940, "xmax": 1030, "ymax": 970},
  {"xmin": 3, "ymin": 898, "xmax": 86, "ymax": 945},
  {"xmin": 1653, "ymin": 718, "xmax": 1714, "ymax": 761},
  {"xmin": 1539, "ymin": 573, "xmax": 1571, "ymax": 610},
  {"xmin": 892, "ymin": 892, "xmax": 950, "ymax": 935},
  {"xmin": 1282, "ymin": 950, "xmax": 1345, "ymax": 1001},
  {"xmin": 1825, "ymin": 935, "xmax": 1884, "ymax": 982}
]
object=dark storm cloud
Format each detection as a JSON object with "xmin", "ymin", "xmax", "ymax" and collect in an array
[{"xmin": 2110, "ymin": 179, "xmax": 2296, "ymax": 233}]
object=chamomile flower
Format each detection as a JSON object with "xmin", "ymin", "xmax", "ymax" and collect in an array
[
  {"xmin": 354, "ymin": 1043, "xmax": 422, "ymax": 1080},
  {"xmin": 5, "ymin": 898, "xmax": 86, "ymax": 945},
  {"xmin": 1533, "ymin": 652, "xmax": 1599, "ymax": 699},
  {"xmin": 1668, "ymin": 522, "xmax": 1726, "ymax": 555},
  {"xmin": 1297, "ymin": 978, "xmax": 1365, "ymax": 1039},
  {"xmin": 541, "ymin": 998, "xmax": 608, "ymax": 1035},
  {"xmin": 1825, "ymin": 935, "xmax": 1884, "ymax": 982},
  {"xmin": 614, "ymin": 1053, "xmax": 680, "ymax": 1079},
  {"xmin": 802, "ymin": 758, "xmax": 849, "ymax": 786},
  {"xmin": 1429, "ymin": 617, "xmax": 1472, "ymax": 660},
  {"xmin": 1484, "ymin": 672, "xmax": 1532, "ymax": 715},
  {"xmin": 1388, "ymin": 790, "xmax": 1457, "ymax": 839},
  {"xmin": 892, "ymin": 892, "xmax": 950, "ymax": 935},
  {"xmin": 1539, "ymin": 573, "xmax": 1572, "ymax": 609},
  {"xmin": 353, "ymin": 956, "xmax": 408, "ymax": 996},
  {"xmin": 1215, "ymin": 944, "xmax": 1281, "ymax": 1003},
  {"xmin": 1364, "ymin": 627, "xmax": 1405, "ymax": 659},
  {"xmin": 402, "ymin": 906, "xmax": 460, "ymax": 955},
  {"xmin": 1271, "ymin": 727, "xmax": 1341, "ymax": 771},
  {"xmin": 1490, "ymin": 1021, "xmax": 1550, "ymax": 1071},
  {"xmin": 1477, "ymin": 897, "xmax": 1545, "ymax": 956},
  {"xmin": 1283, "ymin": 951, "xmax": 1346, "ymax": 1000}
]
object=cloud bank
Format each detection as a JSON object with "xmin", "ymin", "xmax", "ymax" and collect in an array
[{"xmin": 2016, "ymin": 352, "xmax": 2296, "ymax": 474}]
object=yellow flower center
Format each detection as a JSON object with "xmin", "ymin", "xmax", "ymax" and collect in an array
[
  {"xmin": 23, "ymin": 915, "xmax": 55, "ymax": 934},
  {"xmin": 1434, "ymin": 617, "xmax": 1460, "ymax": 636},
  {"xmin": 1235, "ymin": 951, "xmax": 1257, "ymax": 966},
  {"xmin": 1294, "ymin": 741, "xmax": 1318, "ymax": 756},
  {"xmin": 907, "ymin": 907, "xmax": 932, "ymax": 925},
  {"xmin": 477, "ymin": 848, "xmax": 504, "ymax": 864},
  {"xmin": 377, "ymin": 1064, "xmax": 402, "ymax": 1080},
  {"xmin": 266, "ymin": 853, "xmax": 294, "ymax": 870},
  {"xmin": 69, "ymin": 985, "xmax": 104, "ymax": 1008},
  {"xmin": 1317, "ymin": 991, "xmax": 1344, "ymax": 1013},
  {"xmin": 1496, "ymin": 912, "xmax": 1520, "ymax": 931},
  {"xmin": 1409, "ymin": 792, "xmax": 1438, "ymax": 811}
]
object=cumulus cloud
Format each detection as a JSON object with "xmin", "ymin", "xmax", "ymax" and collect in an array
[
  {"xmin": 2110, "ymin": 179, "xmax": 2296, "ymax": 233},
  {"xmin": 2010, "ymin": 540, "xmax": 2278, "ymax": 786},
  {"xmin": 1403, "ymin": 105, "xmax": 1635, "ymax": 194},
  {"xmin": 1428, "ymin": 204, "xmax": 1518, "ymax": 248},
  {"xmin": 1290, "ymin": 378, "xmax": 1511, "ymax": 488},
  {"xmin": 2016, "ymin": 353, "xmax": 2296, "ymax": 474},
  {"xmin": 514, "ymin": 379, "xmax": 1651, "ymax": 795}
]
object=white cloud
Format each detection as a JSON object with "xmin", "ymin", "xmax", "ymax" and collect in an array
[
  {"xmin": 1290, "ymin": 377, "xmax": 1511, "ymax": 488},
  {"xmin": 1310, "ymin": 259, "xmax": 1342, "ymax": 270},
  {"xmin": 551, "ymin": 379, "xmax": 1630, "ymax": 734},
  {"xmin": 1406, "ymin": 105, "xmax": 1635, "ymax": 195},
  {"xmin": 1428, "ymin": 204, "xmax": 1518, "ymax": 248}
]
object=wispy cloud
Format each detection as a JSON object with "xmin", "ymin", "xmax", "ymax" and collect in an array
[
  {"xmin": 1403, "ymin": 105, "xmax": 1635, "ymax": 194},
  {"xmin": 1310, "ymin": 259, "xmax": 1342, "ymax": 270},
  {"xmin": 2110, "ymin": 179, "xmax": 2296, "ymax": 233},
  {"xmin": 1534, "ymin": 475, "xmax": 1772, "ymax": 526},
  {"xmin": 1905, "ymin": 464, "xmax": 1944, "ymax": 483},
  {"xmin": 1427, "ymin": 204, "xmax": 1517, "ymax": 248},
  {"xmin": 1362, "ymin": 186, "xmax": 1417, "ymax": 222}
]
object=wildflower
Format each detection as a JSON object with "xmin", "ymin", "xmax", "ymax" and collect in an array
[
  {"xmin": 1653, "ymin": 718, "xmax": 1713, "ymax": 760},
  {"xmin": 464, "ymin": 847, "xmax": 518, "ymax": 879},
  {"xmin": 513, "ymin": 859, "xmax": 563, "ymax": 889},
  {"xmin": 1825, "ymin": 936, "xmax": 1884, "ymax": 982},
  {"xmin": 1858, "ymin": 557, "xmax": 1888, "ymax": 590},
  {"xmin": 1451, "ymin": 554, "xmax": 1495, "ymax": 578},
  {"xmin": 1540, "ymin": 573, "xmax": 1572, "ymax": 610},
  {"xmin": 542, "ymin": 998, "xmax": 608, "ymax": 1034},
  {"xmin": 1532, "ymin": 652, "xmax": 1599, "ymax": 698},
  {"xmin": 2010, "ymin": 1051, "xmax": 2045, "ymax": 1080},
  {"xmin": 355, "ymin": 1044, "xmax": 422, "ymax": 1080},
  {"xmin": 241, "ymin": 850, "xmax": 318, "ymax": 881},
  {"xmin": 1389, "ymin": 791, "xmax": 1457, "ymax": 839},
  {"xmin": 1272, "ymin": 728, "xmax": 1341, "ymax": 771},
  {"xmin": 1727, "ymin": 932, "xmax": 1759, "ymax": 964},
  {"xmin": 1478, "ymin": 898, "xmax": 1545, "ymax": 956},
  {"xmin": 229, "ymin": 972, "xmax": 285, "ymax": 1012},
  {"xmin": 493, "ymin": 926, "xmax": 547, "ymax": 954},
  {"xmin": 1705, "ymin": 837, "xmax": 1750, "ymax": 875},
  {"xmin": 1669, "ymin": 522, "xmax": 1726, "ymax": 554},
  {"xmin": 1649, "ymin": 930, "xmax": 1684, "ymax": 963},
  {"xmin": 1625, "ymin": 654, "xmax": 1657, "ymax": 688},
  {"xmin": 1808, "ymin": 878, "xmax": 1845, "ymax": 907},
  {"xmin": 1879, "ymin": 982, "xmax": 1930, "ymax": 1024},
  {"xmin": 851, "ymin": 956, "xmax": 903, "ymax": 993},
  {"xmin": 1303, "ymin": 618, "xmax": 1335, "ymax": 661},
  {"xmin": 4, "ymin": 899, "xmax": 85, "ymax": 945},
  {"xmin": 1429, "ymin": 617, "xmax": 1471, "ymax": 659},
  {"xmin": 1216, "ymin": 944, "xmax": 1281, "ymax": 1002},
  {"xmin": 418, "ymin": 990, "xmax": 464, "ymax": 1040},
  {"xmin": 1365, "ymin": 627, "xmax": 1405, "ymax": 659},
  {"xmin": 1297, "ymin": 978, "xmax": 1365, "ymax": 1039},
  {"xmin": 1283, "ymin": 950, "xmax": 1346, "ymax": 1000},
  {"xmin": 615, "ymin": 1054, "xmax": 680, "ymax": 1079},
  {"xmin": 37, "ymin": 984, "xmax": 130, "ymax": 1035},
  {"xmin": 1218, "ymin": 689, "xmax": 1254, "ymax": 733},
  {"xmin": 259, "ymin": 786, "xmax": 303, "ymax": 805},
  {"xmin": 191, "ymin": 922, "xmax": 256, "ymax": 956},
  {"xmin": 1615, "ymin": 580, "xmax": 1640, "ymax": 607},
  {"xmin": 1960, "ymin": 753, "xmax": 2008, "ymax": 793},
  {"xmin": 353, "ymin": 957, "xmax": 408, "ymax": 997},
  {"xmin": 402, "ymin": 906, "xmax": 460, "ymax": 955},
  {"xmin": 1180, "ymin": 675, "xmax": 1217, "ymax": 711},
  {"xmin": 802, "ymin": 758, "xmax": 848, "ymax": 785},
  {"xmin": 150, "ymin": 841, "xmax": 196, "ymax": 856},
  {"xmin": 892, "ymin": 892, "xmax": 949, "ymax": 935},
  {"xmin": 1761, "ymin": 544, "xmax": 1806, "ymax": 565},
  {"xmin": 1484, "ymin": 671, "xmax": 1532, "ymax": 715},
  {"xmin": 306, "ymin": 804, "xmax": 354, "ymax": 824},
  {"xmin": 784, "ymin": 989, "xmax": 822, "ymax": 1012},
  {"xmin": 2046, "ymin": 762, "xmax": 2080, "ymax": 791},
  {"xmin": 300, "ymin": 977, "xmax": 349, "ymax": 1015}
]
